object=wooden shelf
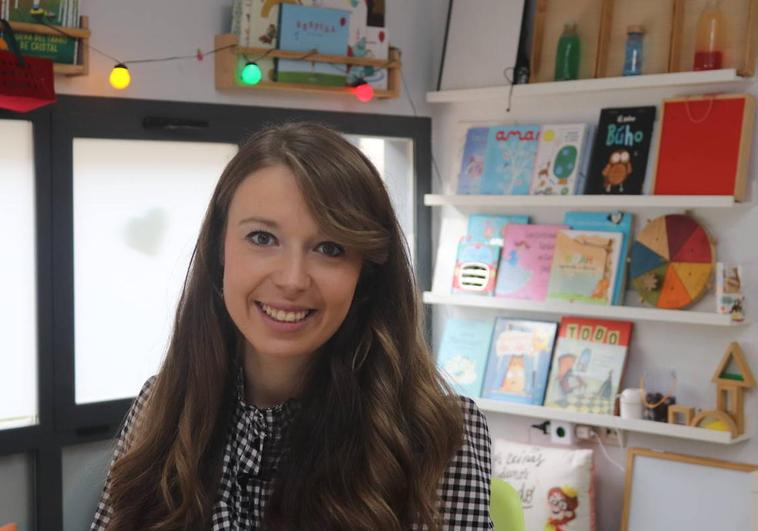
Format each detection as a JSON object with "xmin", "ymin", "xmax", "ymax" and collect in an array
[
  {"xmin": 425, "ymin": 194, "xmax": 746, "ymax": 212},
  {"xmin": 423, "ymin": 292, "xmax": 742, "ymax": 327},
  {"xmin": 8, "ymin": 17, "xmax": 90, "ymax": 76},
  {"xmin": 427, "ymin": 68, "xmax": 749, "ymax": 103},
  {"xmin": 475, "ymin": 398, "xmax": 750, "ymax": 445},
  {"xmin": 214, "ymin": 33, "xmax": 401, "ymax": 99}
]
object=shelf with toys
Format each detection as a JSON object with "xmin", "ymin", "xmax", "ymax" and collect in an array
[
  {"xmin": 213, "ymin": 33, "xmax": 401, "ymax": 99},
  {"xmin": 423, "ymin": 292, "xmax": 739, "ymax": 327}
]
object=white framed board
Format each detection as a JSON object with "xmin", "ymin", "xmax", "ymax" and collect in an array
[{"xmin": 622, "ymin": 447, "xmax": 758, "ymax": 531}]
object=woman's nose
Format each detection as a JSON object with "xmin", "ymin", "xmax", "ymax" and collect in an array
[{"xmin": 271, "ymin": 251, "xmax": 311, "ymax": 293}]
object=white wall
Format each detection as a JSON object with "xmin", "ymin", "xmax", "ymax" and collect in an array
[{"xmin": 57, "ymin": 0, "xmax": 450, "ymax": 116}]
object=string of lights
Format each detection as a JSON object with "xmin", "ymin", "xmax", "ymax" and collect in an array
[{"xmin": 13, "ymin": 14, "xmax": 389, "ymax": 101}]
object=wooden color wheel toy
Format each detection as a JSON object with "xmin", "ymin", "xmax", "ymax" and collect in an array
[{"xmin": 630, "ymin": 214, "xmax": 715, "ymax": 309}]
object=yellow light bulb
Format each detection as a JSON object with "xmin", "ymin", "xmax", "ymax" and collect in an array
[{"xmin": 109, "ymin": 63, "xmax": 131, "ymax": 90}]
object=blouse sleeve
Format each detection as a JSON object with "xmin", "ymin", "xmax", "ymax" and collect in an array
[
  {"xmin": 436, "ymin": 396, "xmax": 493, "ymax": 530},
  {"xmin": 90, "ymin": 376, "xmax": 156, "ymax": 531}
]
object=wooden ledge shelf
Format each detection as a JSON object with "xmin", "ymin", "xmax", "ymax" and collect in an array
[
  {"xmin": 423, "ymin": 292, "xmax": 743, "ymax": 327},
  {"xmin": 475, "ymin": 398, "xmax": 749, "ymax": 445},
  {"xmin": 427, "ymin": 68, "xmax": 749, "ymax": 103},
  {"xmin": 214, "ymin": 33, "xmax": 401, "ymax": 99},
  {"xmin": 424, "ymin": 194, "xmax": 747, "ymax": 211},
  {"xmin": 8, "ymin": 17, "xmax": 90, "ymax": 76}
]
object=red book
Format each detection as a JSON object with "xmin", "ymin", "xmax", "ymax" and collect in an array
[{"xmin": 653, "ymin": 94, "xmax": 755, "ymax": 201}]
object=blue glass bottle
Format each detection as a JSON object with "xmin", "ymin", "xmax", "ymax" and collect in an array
[{"xmin": 623, "ymin": 25, "xmax": 645, "ymax": 76}]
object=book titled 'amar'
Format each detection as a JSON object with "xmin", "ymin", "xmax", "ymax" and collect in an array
[{"xmin": 585, "ymin": 106, "xmax": 656, "ymax": 195}]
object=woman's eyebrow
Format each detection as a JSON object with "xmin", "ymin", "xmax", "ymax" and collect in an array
[{"xmin": 238, "ymin": 216, "xmax": 279, "ymax": 228}]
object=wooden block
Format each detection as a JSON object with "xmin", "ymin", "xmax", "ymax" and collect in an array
[
  {"xmin": 667, "ymin": 404, "xmax": 695, "ymax": 425},
  {"xmin": 691, "ymin": 409, "xmax": 739, "ymax": 438}
]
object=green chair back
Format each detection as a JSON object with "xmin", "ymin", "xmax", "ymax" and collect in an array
[{"xmin": 490, "ymin": 477, "xmax": 525, "ymax": 531}]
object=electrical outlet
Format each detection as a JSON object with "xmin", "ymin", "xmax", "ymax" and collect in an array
[{"xmin": 594, "ymin": 427, "xmax": 624, "ymax": 447}]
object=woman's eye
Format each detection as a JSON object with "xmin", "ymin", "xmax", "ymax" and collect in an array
[
  {"xmin": 316, "ymin": 241, "xmax": 345, "ymax": 257},
  {"xmin": 247, "ymin": 231, "xmax": 276, "ymax": 246}
]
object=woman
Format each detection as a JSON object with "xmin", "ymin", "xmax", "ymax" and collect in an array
[{"xmin": 91, "ymin": 122, "xmax": 492, "ymax": 530}]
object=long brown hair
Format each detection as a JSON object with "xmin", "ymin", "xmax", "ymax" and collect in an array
[{"xmin": 105, "ymin": 122, "xmax": 463, "ymax": 530}]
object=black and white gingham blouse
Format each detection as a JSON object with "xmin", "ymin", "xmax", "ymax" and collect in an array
[{"xmin": 91, "ymin": 373, "xmax": 493, "ymax": 530}]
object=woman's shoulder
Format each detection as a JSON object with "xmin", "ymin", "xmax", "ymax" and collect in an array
[
  {"xmin": 117, "ymin": 375, "xmax": 158, "ymax": 447},
  {"xmin": 454, "ymin": 394, "xmax": 490, "ymax": 446}
]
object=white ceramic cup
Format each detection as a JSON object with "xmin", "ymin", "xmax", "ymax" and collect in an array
[{"xmin": 619, "ymin": 388, "xmax": 644, "ymax": 419}]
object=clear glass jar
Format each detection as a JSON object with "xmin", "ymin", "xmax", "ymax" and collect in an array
[{"xmin": 623, "ymin": 25, "xmax": 645, "ymax": 76}]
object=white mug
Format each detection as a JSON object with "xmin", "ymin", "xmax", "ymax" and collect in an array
[{"xmin": 619, "ymin": 388, "xmax": 644, "ymax": 419}]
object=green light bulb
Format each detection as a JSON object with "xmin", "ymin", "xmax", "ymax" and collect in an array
[{"xmin": 241, "ymin": 62, "xmax": 262, "ymax": 85}]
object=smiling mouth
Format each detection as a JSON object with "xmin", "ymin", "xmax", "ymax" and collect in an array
[{"xmin": 256, "ymin": 302, "xmax": 315, "ymax": 323}]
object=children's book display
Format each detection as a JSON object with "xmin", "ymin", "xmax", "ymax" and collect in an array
[
  {"xmin": 630, "ymin": 214, "xmax": 714, "ymax": 309},
  {"xmin": 544, "ymin": 317, "xmax": 633, "ymax": 415},
  {"xmin": 530, "ymin": 123, "xmax": 593, "ymax": 195},
  {"xmin": 436, "ymin": 318, "xmax": 495, "ymax": 398},
  {"xmin": 563, "ymin": 211, "xmax": 633, "ymax": 305},
  {"xmin": 276, "ymin": 4, "xmax": 350, "ymax": 86},
  {"xmin": 653, "ymin": 94, "xmax": 755, "ymax": 201},
  {"xmin": 3, "ymin": 0, "xmax": 80, "ymax": 64},
  {"xmin": 481, "ymin": 318, "xmax": 558, "ymax": 405},
  {"xmin": 584, "ymin": 106, "xmax": 657, "ymax": 195},
  {"xmin": 495, "ymin": 224, "xmax": 565, "ymax": 301},
  {"xmin": 547, "ymin": 230, "xmax": 624, "ymax": 305}
]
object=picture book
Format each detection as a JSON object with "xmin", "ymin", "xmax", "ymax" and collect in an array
[
  {"xmin": 317, "ymin": 0, "xmax": 368, "ymax": 56},
  {"xmin": 495, "ymin": 224, "xmax": 566, "ymax": 301},
  {"xmin": 584, "ymin": 106, "xmax": 656, "ymax": 195},
  {"xmin": 481, "ymin": 125, "xmax": 541, "ymax": 195},
  {"xmin": 276, "ymin": 4, "xmax": 350, "ymax": 86},
  {"xmin": 13, "ymin": 32, "xmax": 77, "ymax": 63},
  {"xmin": 563, "ymin": 211, "xmax": 633, "ymax": 305},
  {"xmin": 457, "ymin": 127, "xmax": 489, "ymax": 194},
  {"xmin": 466, "ymin": 214, "xmax": 529, "ymax": 246},
  {"xmin": 529, "ymin": 123, "xmax": 592, "ymax": 195},
  {"xmin": 716, "ymin": 263, "xmax": 745, "ymax": 322},
  {"xmin": 6, "ymin": 0, "xmax": 65, "ymax": 25},
  {"xmin": 346, "ymin": 26, "xmax": 389, "ymax": 90},
  {"xmin": 451, "ymin": 238, "xmax": 500, "ymax": 296},
  {"xmin": 543, "ymin": 317, "xmax": 633, "ymax": 415},
  {"xmin": 481, "ymin": 318, "xmax": 558, "ymax": 405},
  {"xmin": 547, "ymin": 230, "xmax": 624, "ymax": 305},
  {"xmin": 653, "ymin": 94, "xmax": 755, "ymax": 201},
  {"xmin": 436, "ymin": 318, "xmax": 495, "ymax": 398},
  {"xmin": 233, "ymin": 0, "xmax": 291, "ymax": 83}
]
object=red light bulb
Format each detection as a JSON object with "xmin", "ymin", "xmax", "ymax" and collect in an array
[{"xmin": 355, "ymin": 83, "xmax": 374, "ymax": 102}]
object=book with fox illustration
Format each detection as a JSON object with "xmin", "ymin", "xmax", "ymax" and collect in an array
[
  {"xmin": 543, "ymin": 317, "xmax": 633, "ymax": 415},
  {"xmin": 547, "ymin": 230, "xmax": 623, "ymax": 305},
  {"xmin": 481, "ymin": 318, "xmax": 559, "ymax": 405}
]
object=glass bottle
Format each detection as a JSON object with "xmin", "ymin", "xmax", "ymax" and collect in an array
[
  {"xmin": 693, "ymin": 0, "xmax": 725, "ymax": 70},
  {"xmin": 554, "ymin": 23, "xmax": 580, "ymax": 81},
  {"xmin": 623, "ymin": 25, "xmax": 645, "ymax": 76}
]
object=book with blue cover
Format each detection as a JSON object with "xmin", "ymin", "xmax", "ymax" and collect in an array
[
  {"xmin": 436, "ymin": 318, "xmax": 495, "ymax": 398},
  {"xmin": 481, "ymin": 125, "xmax": 540, "ymax": 195},
  {"xmin": 457, "ymin": 127, "xmax": 490, "ymax": 194},
  {"xmin": 563, "ymin": 211, "xmax": 633, "ymax": 305},
  {"xmin": 466, "ymin": 214, "xmax": 529, "ymax": 246},
  {"xmin": 481, "ymin": 318, "xmax": 558, "ymax": 405},
  {"xmin": 276, "ymin": 4, "xmax": 350, "ymax": 86}
]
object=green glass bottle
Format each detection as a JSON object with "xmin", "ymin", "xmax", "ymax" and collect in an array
[{"xmin": 555, "ymin": 22, "xmax": 580, "ymax": 81}]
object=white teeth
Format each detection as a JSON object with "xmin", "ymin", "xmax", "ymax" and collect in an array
[{"xmin": 260, "ymin": 303, "xmax": 309, "ymax": 323}]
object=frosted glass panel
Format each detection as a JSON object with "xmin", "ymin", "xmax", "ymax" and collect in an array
[
  {"xmin": 0, "ymin": 119, "xmax": 38, "ymax": 430},
  {"xmin": 0, "ymin": 453, "xmax": 34, "ymax": 530},
  {"xmin": 74, "ymin": 139, "xmax": 237, "ymax": 404},
  {"xmin": 62, "ymin": 440, "xmax": 114, "ymax": 531},
  {"xmin": 347, "ymin": 136, "xmax": 415, "ymax": 263}
]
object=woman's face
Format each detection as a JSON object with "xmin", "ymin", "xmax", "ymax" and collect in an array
[{"xmin": 222, "ymin": 164, "xmax": 363, "ymax": 367}]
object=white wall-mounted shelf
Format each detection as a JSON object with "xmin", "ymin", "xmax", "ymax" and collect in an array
[
  {"xmin": 423, "ymin": 292, "xmax": 741, "ymax": 327},
  {"xmin": 425, "ymin": 194, "xmax": 744, "ymax": 212},
  {"xmin": 427, "ymin": 69, "xmax": 749, "ymax": 103},
  {"xmin": 475, "ymin": 398, "xmax": 749, "ymax": 445}
]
